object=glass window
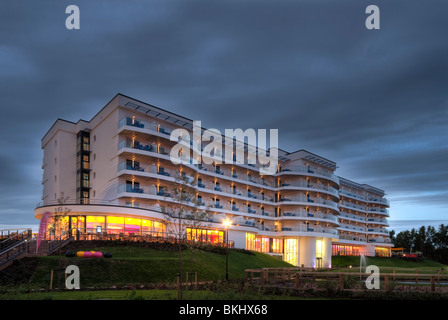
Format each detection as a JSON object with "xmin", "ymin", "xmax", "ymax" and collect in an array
[
  {"xmin": 246, "ymin": 233, "xmax": 255, "ymax": 251},
  {"xmin": 272, "ymin": 238, "xmax": 283, "ymax": 253},
  {"xmin": 316, "ymin": 239, "xmax": 322, "ymax": 258},
  {"xmin": 284, "ymin": 238, "xmax": 298, "ymax": 266},
  {"xmin": 125, "ymin": 218, "xmax": 141, "ymax": 235},
  {"xmin": 107, "ymin": 216, "xmax": 124, "ymax": 234},
  {"xmin": 86, "ymin": 216, "xmax": 105, "ymax": 233}
]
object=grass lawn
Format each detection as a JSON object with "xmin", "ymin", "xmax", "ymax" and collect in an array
[
  {"xmin": 331, "ymin": 256, "xmax": 447, "ymax": 274},
  {"xmin": 2, "ymin": 243, "xmax": 448, "ymax": 300},
  {"xmin": 1, "ymin": 244, "xmax": 292, "ymax": 290}
]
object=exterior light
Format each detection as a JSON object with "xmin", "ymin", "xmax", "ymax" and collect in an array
[{"xmin": 223, "ymin": 219, "xmax": 232, "ymax": 228}]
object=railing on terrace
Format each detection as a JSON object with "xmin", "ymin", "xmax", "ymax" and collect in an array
[
  {"xmin": 278, "ymin": 196, "xmax": 338, "ymax": 209},
  {"xmin": 0, "ymin": 229, "xmax": 32, "ymax": 252},
  {"xmin": 367, "ymin": 228, "xmax": 390, "ymax": 235},
  {"xmin": 338, "ymin": 212, "xmax": 366, "ymax": 222},
  {"xmin": 116, "ymin": 172, "xmax": 339, "ymax": 210},
  {"xmin": 281, "ymin": 211, "xmax": 338, "ymax": 223},
  {"xmin": 338, "ymin": 224, "xmax": 366, "ymax": 232},
  {"xmin": 339, "ymin": 201, "xmax": 366, "ymax": 211},
  {"xmin": 277, "ymin": 181, "xmax": 339, "ymax": 196},
  {"xmin": 339, "ymin": 189, "xmax": 366, "ymax": 201},
  {"xmin": 368, "ymin": 207, "xmax": 389, "ymax": 214},
  {"xmin": 368, "ymin": 197, "xmax": 389, "ymax": 205},
  {"xmin": 366, "ymin": 217, "xmax": 389, "ymax": 224},
  {"xmin": 277, "ymin": 225, "xmax": 338, "ymax": 235},
  {"xmin": 338, "ymin": 234, "xmax": 367, "ymax": 242},
  {"xmin": 279, "ymin": 166, "xmax": 339, "ymax": 184},
  {"xmin": 119, "ymin": 117, "xmax": 173, "ymax": 135},
  {"xmin": 368, "ymin": 237, "xmax": 392, "ymax": 243},
  {"xmin": 37, "ymin": 226, "xmax": 235, "ymax": 248}
]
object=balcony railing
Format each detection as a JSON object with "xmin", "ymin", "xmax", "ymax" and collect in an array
[
  {"xmin": 338, "ymin": 212, "xmax": 366, "ymax": 222},
  {"xmin": 338, "ymin": 224, "xmax": 366, "ymax": 232},
  {"xmin": 278, "ymin": 196, "xmax": 338, "ymax": 209},
  {"xmin": 282, "ymin": 211, "xmax": 338, "ymax": 223},
  {"xmin": 339, "ymin": 201, "xmax": 366, "ymax": 211},
  {"xmin": 368, "ymin": 197, "xmax": 389, "ymax": 206},
  {"xmin": 339, "ymin": 189, "xmax": 366, "ymax": 201},
  {"xmin": 275, "ymin": 225, "xmax": 338, "ymax": 235},
  {"xmin": 277, "ymin": 180, "xmax": 339, "ymax": 196},
  {"xmin": 279, "ymin": 166, "xmax": 339, "ymax": 184}
]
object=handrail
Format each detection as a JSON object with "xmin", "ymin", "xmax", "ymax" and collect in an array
[
  {"xmin": 0, "ymin": 229, "xmax": 32, "ymax": 252},
  {"xmin": 0, "ymin": 239, "xmax": 34, "ymax": 267}
]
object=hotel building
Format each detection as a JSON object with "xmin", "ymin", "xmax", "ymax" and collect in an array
[{"xmin": 34, "ymin": 94, "xmax": 392, "ymax": 268}]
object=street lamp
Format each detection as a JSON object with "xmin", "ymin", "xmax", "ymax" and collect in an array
[{"xmin": 223, "ymin": 219, "xmax": 232, "ymax": 281}]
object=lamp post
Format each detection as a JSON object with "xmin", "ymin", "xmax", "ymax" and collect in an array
[{"xmin": 223, "ymin": 219, "xmax": 232, "ymax": 281}]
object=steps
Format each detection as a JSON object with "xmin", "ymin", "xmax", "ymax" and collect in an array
[{"xmin": 0, "ymin": 228, "xmax": 74, "ymax": 271}]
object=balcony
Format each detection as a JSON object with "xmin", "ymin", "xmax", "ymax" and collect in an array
[
  {"xmin": 277, "ymin": 196, "xmax": 338, "ymax": 209},
  {"xmin": 157, "ymin": 167, "xmax": 171, "ymax": 177},
  {"xmin": 368, "ymin": 197, "xmax": 389, "ymax": 206},
  {"xmin": 277, "ymin": 180, "xmax": 339, "ymax": 197},
  {"xmin": 338, "ymin": 224, "xmax": 366, "ymax": 233},
  {"xmin": 368, "ymin": 237, "xmax": 392, "ymax": 244},
  {"xmin": 338, "ymin": 234, "xmax": 367, "ymax": 242},
  {"xmin": 339, "ymin": 189, "xmax": 366, "ymax": 201},
  {"xmin": 338, "ymin": 212, "xmax": 366, "ymax": 222},
  {"xmin": 119, "ymin": 117, "xmax": 174, "ymax": 135},
  {"xmin": 118, "ymin": 184, "xmax": 144, "ymax": 194},
  {"xmin": 281, "ymin": 211, "xmax": 338, "ymax": 223},
  {"xmin": 273, "ymin": 225, "xmax": 338, "ymax": 235},
  {"xmin": 278, "ymin": 166, "xmax": 339, "ymax": 184},
  {"xmin": 118, "ymin": 162, "xmax": 145, "ymax": 172},
  {"xmin": 366, "ymin": 217, "xmax": 389, "ymax": 225},
  {"xmin": 367, "ymin": 227, "xmax": 389, "ymax": 235},
  {"xmin": 157, "ymin": 189, "xmax": 171, "ymax": 197},
  {"xmin": 368, "ymin": 207, "xmax": 389, "ymax": 214}
]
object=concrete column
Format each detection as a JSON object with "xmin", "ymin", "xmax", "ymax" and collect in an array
[
  {"xmin": 299, "ymin": 236, "xmax": 316, "ymax": 268},
  {"xmin": 322, "ymin": 237, "xmax": 332, "ymax": 268}
]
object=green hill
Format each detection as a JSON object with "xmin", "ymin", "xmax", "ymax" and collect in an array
[{"xmin": 0, "ymin": 241, "xmax": 292, "ymax": 289}]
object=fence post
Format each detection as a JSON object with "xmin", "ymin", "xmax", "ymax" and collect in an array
[
  {"xmin": 430, "ymin": 276, "xmax": 435, "ymax": 292},
  {"xmin": 339, "ymin": 274, "xmax": 344, "ymax": 290},
  {"xmin": 384, "ymin": 275, "xmax": 389, "ymax": 291},
  {"xmin": 195, "ymin": 272, "xmax": 198, "ymax": 290},
  {"xmin": 50, "ymin": 269, "xmax": 54, "ymax": 291},
  {"xmin": 177, "ymin": 273, "xmax": 181, "ymax": 300}
]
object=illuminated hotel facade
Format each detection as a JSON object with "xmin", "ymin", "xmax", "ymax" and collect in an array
[{"xmin": 34, "ymin": 94, "xmax": 392, "ymax": 268}]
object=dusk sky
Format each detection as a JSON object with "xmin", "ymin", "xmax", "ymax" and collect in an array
[{"xmin": 0, "ymin": 1, "xmax": 447, "ymax": 227}]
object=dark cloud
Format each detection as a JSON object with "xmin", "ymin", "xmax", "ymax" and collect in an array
[{"xmin": 0, "ymin": 0, "xmax": 447, "ymax": 225}]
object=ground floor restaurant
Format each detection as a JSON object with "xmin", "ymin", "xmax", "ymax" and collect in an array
[
  {"xmin": 332, "ymin": 244, "xmax": 391, "ymax": 257},
  {"xmin": 44, "ymin": 214, "xmax": 390, "ymax": 265}
]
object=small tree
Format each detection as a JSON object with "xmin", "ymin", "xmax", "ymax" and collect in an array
[
  {"xmin": 47, "ymin": 192, "xmax": 72, "ymax": 255},
  {"xmin": 160, "ymin": 168, "xmax": 211, "ymax": 299}
]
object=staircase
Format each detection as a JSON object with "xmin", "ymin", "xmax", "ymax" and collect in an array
[{"xmin": 0, "ymin": 228, "xmax": 74, "ymax": 271}]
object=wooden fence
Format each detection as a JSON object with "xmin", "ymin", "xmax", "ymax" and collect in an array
[{"xmin": 245, "ymin": 267, "xmax": 448, "ymax": 292}]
